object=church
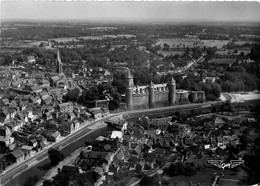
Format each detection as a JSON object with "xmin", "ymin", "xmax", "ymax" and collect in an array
[{"xmin": 46, "ymin": 49, "xmax": 63, "ymax": 74}]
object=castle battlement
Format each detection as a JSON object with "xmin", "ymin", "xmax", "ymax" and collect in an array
[{"xmin": 125, "ymin": 70, "xmax": 205, "ymax": 110}]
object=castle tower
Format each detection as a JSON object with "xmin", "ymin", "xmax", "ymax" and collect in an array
[
  {"xmin": 56, "ymin": 49, "xmax": 63, "ymax": 74},
  {"xmin": 125, "ymin": 69, "xmax": 133, "ymax": 110},
  {"xmin": 168, "ymin": 77, "xmax": 176, "ymax": 106},
  {"xmin": 148, "ymin": 81, "xmax": 154, "ymax": 109}
]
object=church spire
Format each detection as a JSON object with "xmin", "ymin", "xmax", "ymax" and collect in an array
[
  {"xmin": 56, "ymin": 49, "xmax": 63, "ymax": 74},
  {"xmin": 57, "ymin": 49, "xmax": 61, "ymax": 64}
]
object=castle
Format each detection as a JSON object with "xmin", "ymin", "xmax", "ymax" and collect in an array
[{"xmin": 125, "ymin": 69, "xmax": 205, "ymax": 110}]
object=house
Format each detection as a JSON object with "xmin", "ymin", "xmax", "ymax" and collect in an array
[
  {"xmin": 8, "ymin": 149, "xmax": 25, "ymax": 164},
  {"xmin": 110, "ymin": 131, "xmax": 123, "ymax": 139},
  {"xmin": 50, "ymin": 76, "xmax": 60, "ymax": 87},
  {"xmin": 27, "ymin": 56, "xmax": 36, "ymax": 64},
  {"xmin": 29, "ymin": 139, "xmax": 38, "ymax": 148},
  {"xmin": 6, "ymin": 121, "xmax": 21, "ymax": 132},
  {"xmin": 26, "ymin": 86, "xmax": 42, "ymax": 94},
  {"xmin": 61, "ymin": 121, "xmax": 74, "ymax": 134},
  {"xmin": 67, "ymin": 112, "xmax": 76, "ymax": 121},
  {"xmin": 0, "ymin": 126, "xmax": 14, "ymax": 147},
  {"xmin": 62, "ymin": 165, "xmax": 79, "ymax": 174},
  {"xmin": 217, "ymin": 137, "xmax": 223, "ymax": 146},
  {"xmin": 89, "ymin": 108, "xmax": 102, "ymax": 119},
  {"xmin": 1, "ymin": 98, "xmax": 9, "ymax": 105},
  {"xmin": 48, "ymin": 131, "xmax": 61, "ymax": 142},
  {"xmin": 0, "ymin": 110, "xmax": 10, "ymax": 124},
  {"xmin": 232, "ymin": 124, "xmax": 240, "ymax": 129},
  {"xmin": 204, "ymin": 144, "xmax": 210, "ymax": 149},
  {"xmin": 108, "ymin": 164, "xmax": 119, "ymax": 175},
  {"xmin": 214, "ymin": 117, "xmax": 225, "ymax": 127},
  {"xmin": 36, "ymin": 135, "xmax": 48, "ymax": 149},
  {"xmin": 94, "ymin": 166, "xmax": 104, "ymax": 176},
  {"xmin": 8, "ymin": 108, "xmax": 17, "ymax": 119},
  {"xmin": 184, "ymin": 137, "xmax": 194, "ymax": 146},
  {"xmin": 73, "ymin": 119, "xmax": 80, "ymax": 130},
  {"xmin": 101, "ymin": 108, "xmax": 109, "ymax": 117},
  {"xmin": 153, "ymin": 148, "xmax": 166, "ymax": 155},
  {"xmin": 58, "ymin": 102, "xmax": 73, "ymax": 113},
  {"xmin": 21, "ymin": 145, "xmax": 34, "ymax": 157},
  {"xmin": 28, "ymin": 96, "xmax": 36, "ymax": 104}
]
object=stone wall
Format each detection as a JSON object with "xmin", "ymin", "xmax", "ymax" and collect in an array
[{"xmin": 132, "ymin": 94, "xmax": 149, "ymax": 110}]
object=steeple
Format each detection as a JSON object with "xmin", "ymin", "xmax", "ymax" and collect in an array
[
  {"xmin": 57, "ymin": 49, "xmax": 61, "ymax": 64},
  {"xmin": 56, "ymin": 49, "xmax": 63, "ymax": 74}
]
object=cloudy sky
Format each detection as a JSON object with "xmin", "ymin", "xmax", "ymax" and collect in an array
[{"xmin": 1, "ymin": 1, "xmax": 260, "ymax": 22}]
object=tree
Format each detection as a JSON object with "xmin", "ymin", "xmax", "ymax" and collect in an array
[
  {"xmin": 47, "ymin": 148, "xmax": 64, "ymax": 166},
  {"xmin": 250, "ymin": 44, "xmax": 260, "ymax": 60},
  {"xmin": 183, "ymin": 164, "xmax": 196, "ymax": 176},
  {"xmin": 206, "ymin": 94, "xmax": 217, "ymax": 101},
  {"xmin": 211, "ymin": 83, "xmax": 222, "ymax": 98},
  {"xmin": 112, "ymin": 71, "xmax": 127, "ymax": 94},
  {"xmin": 139, "ymin": 175, "xmax": 155, "ymax": 186},
  {"xmin": 156, "ymin": 155, "xmax": 167, "ymax": 168},
  {"xmin": 66, "ymin": 88, "xmax": 80, "ymax": 102},
  {"xmin": 108, "ymin": 99, "xmax": 120, "ymax": 111},
  {"xmin": 23, "ymin": 175, "xmax": 39, "ymax": 186},
  {"xmin": 175, "ymin": 162, "xmax": 185, "ymax": 175},
  {"xmin": 206, "ymin": 47, "xmax": 217, "ymax": 56},
  {"xmin": 166, "ymin": 163, "xmax": 176, "ymax": 176},
  {"xmin": 42, "ymin": 180, "xmax": 53, "ymax": 186}
]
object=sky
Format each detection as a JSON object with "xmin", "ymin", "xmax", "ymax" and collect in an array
[{"xmin": 1, "ymin": 1, "xmax": 260, "ymax": 22}]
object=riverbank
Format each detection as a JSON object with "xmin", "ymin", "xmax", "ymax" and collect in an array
[
  {"xmin": 4, "ymin": 126, "xmax": 112, "ymax": 186},
  {"xmin": 220, "ymin": 92, "xmax": 260, "ymax": 103},
  {"xmin": 35, "ymin": 122, "xmax": 107, "ymax": 186}
]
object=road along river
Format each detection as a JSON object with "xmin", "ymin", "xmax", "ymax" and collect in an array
[{"xmin": 4, "ymin": 125, "xmax": 113, "ymax": 186}]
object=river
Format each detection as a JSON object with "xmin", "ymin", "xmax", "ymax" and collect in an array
[{"xmin": 5, "ymin": 127, "xmax": 112, "ymax": 186}]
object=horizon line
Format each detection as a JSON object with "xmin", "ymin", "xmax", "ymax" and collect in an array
[{"xmin": 2, "ymin": 18, "xmax": 260, "ymax": 24}]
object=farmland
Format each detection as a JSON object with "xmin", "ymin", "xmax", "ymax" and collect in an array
[
  {"xmin": 157, "ymin": 50, "xmax": 185, "ymax": 57},
  {"xmin": 156, "ymin": 38, "xmax": 230, "ymax": 50},
  {"xmin": 201, "ymin": 40, "xmax": 229, "ymax": 49},
  {"xmin": 156, "ymin": 38, "xmax": 201, "ymax": 48}
]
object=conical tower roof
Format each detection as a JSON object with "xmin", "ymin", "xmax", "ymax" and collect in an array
[
  {"xmin": 126, "ymin": 68, "xmax": 132, "ymax": 78},
  {"xmin": 57, "ymin": 49, "xmax": 61, "ymax": 63},
  {"xmin": 149, "ymin": 80, "xmax": 154, "ymax": 87},
  {"xmin": 169, "ymin": 77, "xmax": 176, "ymax": 85}
]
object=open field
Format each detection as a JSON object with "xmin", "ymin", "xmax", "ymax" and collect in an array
[
  {"xmin": 201, "ymin": 40, "xmax": 229, "ymax": 49},
  {"xmin": 156, "ymin": 38, "xmax": 201, "ymax": 48},
  {"xmin": 48, "ymin": 37, "xmax": 79, "ymax": 43},
  {"xmin": 20, "ymin": 34, "xmax": 136, "ymax": 47},
  {"xmin": 234, "ymin": 41, "xmax": 259, "ymax": 46},
  {"xmin": 215, "ymin": 49, "xmax": 251, "ymax": 55},
  {"xmin": 157, "ymin": 50, "xmax": 185, "ymax": 57},
  {"xmin": 209, "ymin": 58, "xmax": 236, "ymax": 65}
]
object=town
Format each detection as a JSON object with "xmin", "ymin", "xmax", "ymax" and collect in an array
[{"xmin": 1, "ymin": 1, "xmax": 260, "ymax": 186}]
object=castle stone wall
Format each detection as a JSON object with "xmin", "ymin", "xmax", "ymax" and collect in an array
[
  {"xmin": 133, "ymin": 94, "xmax": 149, "ymax": 110},
  {"xmin": 153, "ymin": 92, "xmax": 169, "ymax": 108}
]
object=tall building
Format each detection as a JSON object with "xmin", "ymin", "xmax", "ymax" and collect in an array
[
  {"xmin": 56, "ymin": 49, "xmax": 63, "ymax": 74},
  {"xmin": 125, "ymin": 69, "xmax": 133, "ymax": 110},
  {"xmin": 168, "ymin": 77, "xmax": 176, "ymax": 106}
]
